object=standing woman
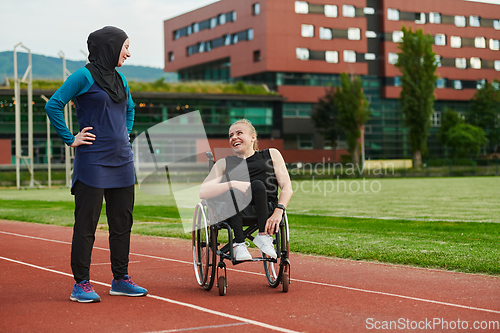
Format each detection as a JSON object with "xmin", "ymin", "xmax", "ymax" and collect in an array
[{"xmin": 45, "ymin": 26, "xmax": 147, "ymax": 303}]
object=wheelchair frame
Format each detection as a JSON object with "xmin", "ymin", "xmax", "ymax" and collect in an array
[{"xmin": 192, "ymin": 152, "xmax": 291, "ymax": 296}]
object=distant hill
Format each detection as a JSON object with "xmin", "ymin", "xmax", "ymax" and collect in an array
[{"xmin": 0, "ymin": 51, "xmax": 177, "ymax": 83}]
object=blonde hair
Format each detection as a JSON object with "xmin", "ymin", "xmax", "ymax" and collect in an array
[{"xmin": 230, "ymin": 118, "xmax": 259, "ymax": 151}]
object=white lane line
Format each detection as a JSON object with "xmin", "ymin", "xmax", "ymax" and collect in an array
[
  {"xmin": 0, "ymin": 255, "xmax": 299, "ymax": 333},
  {"xmin": 143, "ymin": 322, "xmax": 248, "ymax": 333},
  {"xmin": 2, "ymin": 230, "xmax": 500, "ymax": 315},
  {"xmin": 92, "ymin": 260, "xmax": 141, "ymax": 266}
]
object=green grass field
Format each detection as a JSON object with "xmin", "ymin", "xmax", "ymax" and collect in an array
[{"xmin": 0, "ymin": 177, "xmax": 499, "ymax": 274}]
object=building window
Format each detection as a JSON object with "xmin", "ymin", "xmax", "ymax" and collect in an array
[
  {"xmin": 253, "ymin": 3, "xmax": 260, "ymax": 15},
  {"xmin": 343, "ymin": 5, "xmax": 355, "ymax": 17},
  {"xmin": 247, "ymin": 29, "xmax": 254, "ymax": 41},
  {"xmin": 364, "ymin": 7, "xmax": 375, "ymax": 15},
  {"xmin": 494, "ymin": 20, "xmax": 500, "ymax": 30},
  {"xmin": 415, "ymin": 13, "xmax": 426, "ymax": 24},
  {"xmin": 477, "ymin": 79, "xmax": 486, "ymax": 90},
  {"xmin": 431, "ymin": 112, "xmax": 441, "ymax": 127},
  {"xmin": 455, "ymin": 58, "xmax": 467, "ymax": 69},
  {"xmin": 232, "ymin": 11, "xmax": 237, "ymax": 22},
  {"xmin": 224, "ymin": 35, "xmax": 231, "ymax": 45},
  {"xmin": 295, "ymin": 1, "xmax": 308, "ymax": 14},
  {"xmin": 436, "ymin": 78, "xmax": 446, "ymax": 88},
  {"xmin": 325, "ymin": 51, "xmax": 339, "ymax": 63},
  {"xmin": 495, "ymin": 60, "xmax": 500, "ymax": 71},
  {"xmin": 168, "ymin": 52, "xmax": 174, "ymax": 62},
  {"xmin": 206, "ymin": 41, "xmax": 212, "ymax": 52},
  {"xmin": 450, "ymin": 36, "xmax": 461, "ymax": 48},
  {"xmin": 324, "ymin": 5, "xmax": 337, "ymax": 17},
  {"xmin": 475, "ymin": 37, "xmax": 486, "ymax": 48},
  {"xmin": 298, "ymin": 134, "xmax": 314, "ymax": 149},
  {"xmin": 283, "ymin": 103, "xmax": 313, "ymax": 117},
  {"xmin": 253, "ymin": 50, "xmax": 261, "ymax": 62},
  {"xmin": 470, "ymin": 57, "xmax": 481, "ymax": 69},
  {"xmin": 319, "ymin": 27, "xmax": 332, "ymax": 40},
  {"xmin": 455, "ymin": 15, "xmax": 466, "ymax": 27},
  {"xmin": 435, "ymin": 55, "xmax": 442, "ymax": 67},
  {"xmin": 219, "ymin": 14, "xmax": 226, "ymax": 25},
  {"xmin": 365, "ymin": 53, "xmax": 376, "ymax": 60},
  {"xmin": 490, "ymin": 39, "xmax": 500, "ymax": 51},
  {"xmin": 187, "ymin": 26, "xmax": 192, "ymax": 35},
  {"xmin": 394, "ymin": 76, "xmax": 401, "ymax": 87},
  {"xmin": 198, "ymin": 42, "xmax": 205, "ymax": 53},
  {"xmin": 454, "ymin": 80, "xmax": 463, "ymax": 90},
  {"xmin": 210, "ymin": 17, "xmax": 217, "ymax": 29},
  {"xmin": 435, "ymin": 34, "xmax": 446, "ymax": 46},
  {"xmin": 343, "ymin": 50, "xmax": 356, "ymax": 63},
  {"xmin": 366, "ymin": 31, "xmax": 377, "ymax": 38},
  {"xmin": 193, "ymin": 23, "xmax": 199, "ymax": 33},
  {"xmin": 469, "ymin": 15, "xmax": 480, "ymax": 27},
  {"xmin": 387, "ymin": 8, "xmax": 399, "ymax": 21},
  {"xmin": 296, "ymin": 48, "xmax": 309, "ymax": 60},
  {"xmin": 347, "ymin": 28, "xmax": 361, "ymax": 40},
  {"xmin": 388, "ymin": 52, "xmax": 398, "ymax": 65},
  {"xmin": 301, "ymin": 24, "xmax": 314, "ymax": 37},
  {"xmin": 429, "ymin": 12, "xmax": 441, "ymax": 24},
  {"xmin": 232, "ymin": 34, "xmax": 239, "ymax": 44},
  {"xmin": 392, "ymin": 31, "xmax": 403, "ymax": 43}
]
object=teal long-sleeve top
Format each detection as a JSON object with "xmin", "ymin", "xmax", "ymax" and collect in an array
[{"xmin": 44, "ymin": 67, "xmax": 136, "ymax": 189}]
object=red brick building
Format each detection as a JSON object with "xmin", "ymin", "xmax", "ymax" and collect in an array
[{"xmin": 164, "ymin": 0, "xmax": 500, "ymax": 161}]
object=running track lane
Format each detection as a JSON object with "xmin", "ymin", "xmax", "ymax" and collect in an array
[{"xmin": 0, "ymin": 220, "xmax": 499, "ymax": 332}]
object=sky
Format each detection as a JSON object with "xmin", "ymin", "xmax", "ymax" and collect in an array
[
  {"xmin": 2, "ymin": 0, "xmax": 220, "ymax": 68},
  {"xmin": 2, "ymin": 0, "xmax": 499, "ymax": 69}
]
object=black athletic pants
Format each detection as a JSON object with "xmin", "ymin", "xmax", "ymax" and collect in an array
[
  {"xmin": 71, "ymin": 181, "xmax": 134, "ymax": 283},
  {"xmin": 227, "ymin": 179, "xmax": 269, "ymax": 243}
]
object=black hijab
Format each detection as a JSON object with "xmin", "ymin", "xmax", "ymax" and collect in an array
[{"xmin": 85, "ymin": 26, "xmax": 128, "ymax": 103}]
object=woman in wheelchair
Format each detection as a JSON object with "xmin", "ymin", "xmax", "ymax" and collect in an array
[{"xmin": 199, "ymin": 119, "xmax": 293, "ymax": 261}]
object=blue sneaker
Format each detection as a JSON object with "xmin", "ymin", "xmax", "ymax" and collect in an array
[
  {"xmin": 109, "ymin": 275, "xmax": 148, "ymax": 297},
  {"xmin": 70, "ymin": 280, "xmax": 101, "ymax": 303}
]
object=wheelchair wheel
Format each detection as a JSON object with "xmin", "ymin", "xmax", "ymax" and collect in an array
[
  {"xmin": 263, "ymin": 230, "xmax": 282, "ymax": 288},
  {"xmin": 282, "ymin": 273, "xmax": 289, "ymax": 292},
  {"xmin": 218, "ymin": 276, "xmax": 227, "ymax": 296},
  {"xmin": 192, "ymin": 202, "xmax": 216, "ymax": 290},
  {"xmin": 282, "ymin": 261, "xmax": 290, "ymax": 293}
]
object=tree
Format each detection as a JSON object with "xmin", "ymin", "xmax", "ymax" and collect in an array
[
  {"xmin": 312, "ymin": 86, "xmax": 339, "ymax": 151},
  {"xmin": 446, "ymin": 123, "xmax": 487, "ymax": 158},
  {"xmin": 394, "ymin": 26, "xmax": 438, "ymax": 168},
  {"xmin": 312, "ymin": 73, "xmax": 369, "ymax": 165},
  {"xmin": 466, "ymin": 80, "xmax": 500, "ymax": 153},
  {"xmin": 334, "ymin": 73, "xmax": 370, "ymax": 164},
  {"xmin": 437, "ymin": 108, "xmax": 463, "ymax": 147}
]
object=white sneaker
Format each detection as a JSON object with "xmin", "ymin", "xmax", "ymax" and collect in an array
[
  {"xmin": 253, "ymin": 234, "xmax": 277, "ymax": 259},
  {"xmin": 233, "ymin": 242, "xmax": 252, "ymax": 261}
]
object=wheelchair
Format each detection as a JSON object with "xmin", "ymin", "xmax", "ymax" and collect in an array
[{"xmin": 192, "ymin": 152, "xmax": 291, "ymax": 296}]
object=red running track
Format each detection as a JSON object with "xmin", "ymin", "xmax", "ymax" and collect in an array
[{"xmin": 0, "ymin": 220, "xmax": 499, "ymax": 332}]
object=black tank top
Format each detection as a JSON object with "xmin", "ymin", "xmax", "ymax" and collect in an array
[{"xmin": 224, "ymin": 149, "xmax": 279, "ymax": 204}]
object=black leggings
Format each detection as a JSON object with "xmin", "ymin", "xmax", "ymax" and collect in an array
[
  {"xmin": 71, "ymin": 181, "xmax": 134, "ymax": 283},
  {"xmin": 227, "ymin": 179, "xmax": 269, "ymax": 243}
]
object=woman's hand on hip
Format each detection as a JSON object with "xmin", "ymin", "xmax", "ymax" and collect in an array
[{"xmin": 70, "ymin": 127, "xmax": 95, "ymax": 147}]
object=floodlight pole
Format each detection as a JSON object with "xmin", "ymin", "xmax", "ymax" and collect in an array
[
  {"xmin": 41, "ymin": 95, "xmax": 51, "ymax": 188},
  {"xmin": 59, "ymin": 51, "xmax": 74, "ymax": 188},
  {"xmin": 80, "ymin": 50, "xmax": 89, "ymax": 64},
  {"xmin": 14, "ymin": 43, "xmax": 35, "ymax": 189}
]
